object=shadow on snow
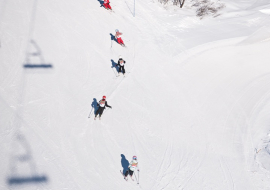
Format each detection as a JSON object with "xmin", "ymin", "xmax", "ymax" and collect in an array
[
  {"xmin": 23, "ymin": 40, "xmax": 53, "ymax": 69},
  {"xmin": 121, "ymin": 154, "xmax": 129, "ymax": 174},
  {"xmin": 97, "ymin": 0, "xmax": 104, "ymax": 7},
  {"xmin": 110, "ymin": 33, "xmax": 117, "ymax": 43},
  {"xmin": 91, "ymin": 98, "xmax": 98, "ymax": 115},
  {"xmin": 7, "ymin": 134, "xmax": 48, "ymax": 186}
]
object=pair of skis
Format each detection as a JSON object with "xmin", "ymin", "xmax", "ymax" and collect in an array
[
  {"xmin": 120, "ymin": 43, "xmax": 127, "ymax": 48},
  {"xmin": 120, "ymin": 170, "xmax": 139, "ymax": 185},
  {"xmin": 114, "ymin": 72, "xmax": 130, "ymax": 79},
  {"xmin": 104, "ymin": 7, "xmax": 115, "ymax": 13},
  {"xmin": 88, "ymin": 112, "xmax": 101, "ymax": 120},
  {"xmin": 120, "ymin": 170, "xmax": 134, "ymax": 181},
  {"xmin": 94, "ymin": 116, "xmax": 101, "ymax": 120},
  {"xmin": 111, "ymin": 42, "xmax": 126, "ymax": 49}
]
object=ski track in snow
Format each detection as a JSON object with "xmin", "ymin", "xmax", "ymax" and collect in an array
[{"xmin": 219, "ymin": 157, "xmax": 235, "ymax": 190}]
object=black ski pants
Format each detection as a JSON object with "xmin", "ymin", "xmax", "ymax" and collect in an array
[
  {"xmin": 124, "ymin": 169, "xmax": 134, "ymax": 177},
  {"xmin": 95, "ymin": 107, "xmax": 105, "ymax": 117},
  {"xmin": 118, "ymin": 66, "xmax": 125, "ymax": 74}
]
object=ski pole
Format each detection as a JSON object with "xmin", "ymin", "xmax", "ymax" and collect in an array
[
  {"xmin": 111, "ymin": 66, "xmax": 117, "ymax": 76},
  {"xmin": 134, "ymin": 171, "xmax": 139, "ymax": 184},
  {"xmin": 88, "ymin": 107, "xmax": 93, "ymax": 118},
  {"xmin": 104, "ymin": 107, "xmax": 112, "ymax": 114},
  {"xmin": 137, "ymin": 170, "xmax": 139, "ymax": 184}
]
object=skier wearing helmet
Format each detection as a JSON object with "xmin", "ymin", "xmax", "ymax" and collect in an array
[
  {"xmin": 117, "ymin": 56, "xmax": 126, "ymax": 76},
  {"xmin": 124, "ymin": 156, "xmax": 139, "ymax": 181},
  {"xmin": 94, "ymin": 96, "xmax": 112, "ymax": 120},
  {"xmin": 103, "ymin": 0, "xmax": 112, "ymax": 10},
  {"xmin": 115, "ymin": 29, "xmax": 125, "ymax": 46}
]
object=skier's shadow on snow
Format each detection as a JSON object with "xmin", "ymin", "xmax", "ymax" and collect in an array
[
  {"xmin": 97, "ymin": 0, "xmax": 104, "ymax": 7},
  {"xmin": 91, "ymin": 98, "xmax": 98, "ymax": 114},
  {"xmin": 121, "ymin": 154, "xmax": 129, "ymax": 174},
  {"xmin": 111, "ymin": 59, "xmax": 118, "ymax": 72},
  {"xmin": 110, "ymin": 33, "xmax": 117, "ymax": 43}
]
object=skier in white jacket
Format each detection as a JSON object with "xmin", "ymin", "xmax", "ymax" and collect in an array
[{"xmin": 124, "ymin": 156, "xmax": 139, "ymax": 180}]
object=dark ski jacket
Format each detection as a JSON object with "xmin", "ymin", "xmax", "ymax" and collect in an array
[
  {"xmin": 97, "ymin": 99, "xmax": 112, "ymax": 110},
  {"xmin": 117, "ymin": 59, "xmax": 125, "ymax": 67}
]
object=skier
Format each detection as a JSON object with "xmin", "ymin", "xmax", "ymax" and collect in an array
[
  {"xmin": 103, "ymin": 0, "xmax": 112, "ymax": 10},
  {"xmin": 117, "ymin": 56, "xmax": 126, "ymax": 76},
  {"xmin": 94, "ymin": 96, "xmax": 112, "ymax": 120},
  {"xmin": 124, "ymin": 156, "xmax": 139, "ymax": 180},
  {"xmin": 115, "ymin": 29, "xmax": 125, "ymax": 46}
]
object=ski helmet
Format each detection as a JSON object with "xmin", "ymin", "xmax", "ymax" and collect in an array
[
  {"xmin": 119, "ymin": 55, "xmax": 122, "ymax": 59},
  {"xmin": 103, "ymin": 96, "xmax": 106, "ymax": 99},
  {"xmin": 115, "ymin": 29, "xmax": 119, "ymax": 32},
  {"xmin": 133, "ymin": 156, "xmax": 137, "ymax": 160}
]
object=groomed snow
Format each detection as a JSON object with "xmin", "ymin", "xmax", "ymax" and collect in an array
[{"xmin": 1, "ymin": 0, "xmax": 270, "ymax": 189}]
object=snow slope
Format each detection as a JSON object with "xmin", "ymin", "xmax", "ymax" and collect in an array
[{"xmin": 1, "ymin": 0, "xmax": 270, "ymax": 189}]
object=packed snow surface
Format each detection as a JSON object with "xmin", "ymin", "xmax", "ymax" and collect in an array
[{"xmin": 1, "ymin": 0, "xmax": 270, "ymax": 189}]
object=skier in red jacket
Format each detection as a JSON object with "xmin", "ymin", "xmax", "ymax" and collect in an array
[
  {"xmin": 115, "ymin": 29, "xmax": 125, "ymax": 46},
  {"xmin": 103, "ymin": 0, "xmax": 112, "ymax": 10}
]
